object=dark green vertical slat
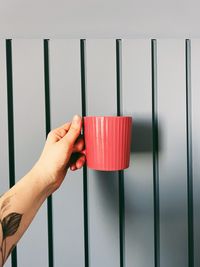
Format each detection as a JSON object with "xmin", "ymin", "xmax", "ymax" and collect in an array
[
  {"xmin": 151, "ymin": 39, "xmax": 160, "ymax": 267},
  {"xmin": 80, "ymin": 39, "xmax": 89, "ymax": 267},
  {"xmin": 116, "ymin": 39, "xmax": 122, "ymax": 116},
  {"xmin": 185, "ymin": 39, "xmax": 194, "ymax": 267},
  {"xmin": 116, "ymin": 39, "xmax": 125, "ymax": 267},
  {"xmin": 43, "ymin": 39, "xmax": 54, "ymax": 267},
  {"xmin": 6, "ymin": 39, "xmax": 18, "ymax": 267}
]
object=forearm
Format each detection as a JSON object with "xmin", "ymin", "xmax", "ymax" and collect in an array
[
  {"xmin": 0, "ymin": 114, "xmax": 84, "ymax": 266},
  {"xmin": 0, "ymin": 164, "xmax": 52, "ymax": 266}
]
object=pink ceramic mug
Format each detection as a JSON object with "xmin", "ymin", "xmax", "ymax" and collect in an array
[{"xmin": 81, "ymin": 116, "xmax": 132, "ymax": 171}]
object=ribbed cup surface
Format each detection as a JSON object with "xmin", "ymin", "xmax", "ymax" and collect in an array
[{"xmin": 83, "ymin": 116, "xmax": 132, "ymax": 171}]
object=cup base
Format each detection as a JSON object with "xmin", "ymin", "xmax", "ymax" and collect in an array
[{"xmin": 86, "ymin": 164, "xmax": 129, "ymax": 172}]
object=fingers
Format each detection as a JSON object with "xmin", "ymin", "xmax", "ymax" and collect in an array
[
  {"xmin": 53, "ymin": 122, "xmax": 72, "ymax": 140},
  {"xmin": 60, "ymin": 122, "xmax": 71, "ymax": 129},
  {"xmin": 61, "ymin": 114, "xmax": 82, "ymax": 149},
  {"xmin": 72, "ymin": 135, "xmax": 84, "ymax": 153},
  {"xmin": 70, "ymin": 154, "xmax": 86, "ymax": 171},
  {"xmin": 46, "ymin": 122, "xmax": 71, "ymax": 144}
]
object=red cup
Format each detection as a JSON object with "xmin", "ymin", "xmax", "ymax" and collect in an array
[{"xmin": 81, "ymin": 116, "xmax": 132, "ymax": 171}]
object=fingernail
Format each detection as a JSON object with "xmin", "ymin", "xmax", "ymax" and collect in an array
[{"xmin": 72, "ymin": 114, "xmax": 81, "ymax": 124}]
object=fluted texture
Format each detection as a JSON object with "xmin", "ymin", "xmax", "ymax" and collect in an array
[{"xmin": 83, "ymin": 116, "xmax": 132, "ymax": 171}]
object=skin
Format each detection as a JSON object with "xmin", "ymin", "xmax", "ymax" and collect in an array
[{"xmin": 0, "ymin": 114, "xmax": 85, "ymax": 266}]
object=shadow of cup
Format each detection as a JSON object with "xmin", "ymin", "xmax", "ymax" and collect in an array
[
  {"xmin": 131, "ymin": 118, "xmax": 162, "ymax": 153},
  {"xmin": 94, "ymin": 116, "xmax": 163, "ymax": 218}
]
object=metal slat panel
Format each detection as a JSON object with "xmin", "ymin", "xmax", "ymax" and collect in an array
[
  {"xmin": 185, "ymin": 39, "xmax": 194, "ymax": 267},
  {"xmin": 86, "ymin": 39, "xmax": 120, "ymax": 267},
  {"xmin": 43, "ymin": 39, "xmax": 54, "ymax": 267},
  {"xmin": 157, "ymin": 40, "xmax": 188, "ymax": 267},
  {"xmin": 49, "ymin": 39, "xmax": 84, "ymax": 267},
  {"xmin": 2, "ymin": 37, "xmax": 200, "ymax": 267},
  {"xmin": 122, "ymin": 39, "xmax": 154, "ymax": 267},
  {"xmin": 116, "ymin": 39, "xmax": 125, "ymax": 267},
  {"xmin": 0, "ymin": 40, "xmax": 12, "ymax": 267},
  {"xmin": 190, "ymin": 39, "xmax": 200, "ymax": 267},
  {"xmin": 12, "ymin": 39, "xmax": 48, "ymax": 267},
  {"xmin": 151, "ymin": 39, "xmax": 160, "ymax": 267},
  {"xmin": 6, "ymin": 39, "xmax": 17, "ymax": 267},
  {"xmin": 80, "ymin": 39, "xmax": 89, "ymax": 267}
]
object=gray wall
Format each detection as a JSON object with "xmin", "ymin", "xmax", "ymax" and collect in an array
[
  {"xmin": 0, "ymin": 39, "xmax": 199, "ymax": 267},
  {"xmin": 0, "ymin": 1, "xmax": 200, "ymax": 38}
]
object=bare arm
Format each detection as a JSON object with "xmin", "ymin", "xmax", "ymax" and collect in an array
[
  {"xmin": 0, "ymin": 115, "xmax": 85, "ymax": 266},
  {"xmin": 0, "ymin": 167, "xmax": 52, "ymax": 264}
]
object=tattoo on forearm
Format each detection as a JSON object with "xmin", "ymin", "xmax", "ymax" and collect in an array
[{"xmin": 0, "ymin": 195, "xmax": 23, "ymax": 266}]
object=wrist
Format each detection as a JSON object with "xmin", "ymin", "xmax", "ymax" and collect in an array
[{"xmin": 30, "ymin": 161, "xmax": 57, "ymax": 198}]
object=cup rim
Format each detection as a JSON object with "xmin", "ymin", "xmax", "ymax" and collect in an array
[{"xmin": 83, "ymin": 115, "xmax": 132, "ymax": 119}]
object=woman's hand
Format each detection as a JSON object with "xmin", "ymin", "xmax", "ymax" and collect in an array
[{"xmin": 32, "ymin": 114, "xmax": 86, "ymax": 195}]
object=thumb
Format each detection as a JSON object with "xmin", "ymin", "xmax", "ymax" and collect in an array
[{"xmin": 60, "ymin": 114, "xmax": 82, "ymax": 149}]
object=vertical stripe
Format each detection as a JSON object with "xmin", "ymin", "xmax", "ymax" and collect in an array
[
  {"xmin": 151, "ymin": 39, "xmax": 160, "ymax": 267},
  {"xmin": 12, "ymin": 39, "xmax": 48, "ymax": 266},
  {"xmin": 80, "ymin": 39, "xmax": 89, "ymax": 267},
  {"xmin": 116, "ymin": 39, "xmax": 125, "ymax": 267},
  {"xmin": 43, "ymin": 39, "xmax": 54, "ymax": 267},
  {"xmin": 122, "ymin": 39, "xmax": 153, "ymax": 267},
  {"xmin": 185, "ymin": 39, "xmax": 194, "ymax": 267},
  {"xmin": 190, "ymin": 39, "xmax": 200, "ymax": 267},
  {"xmin": 49, "ymin": 39, "xmax": 84, "ymax": 266},
  {"xmin": 116, "ymin": 39, "xmax": 122, "ymax": 116},
  {"xmin": 6, "ymin": 39, "xmax": 18, "ymax": 267}
]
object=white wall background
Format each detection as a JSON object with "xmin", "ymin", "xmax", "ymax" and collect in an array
[{"xmin": 0, "ymin": 0, "xmax": 200, "ymax": 38}]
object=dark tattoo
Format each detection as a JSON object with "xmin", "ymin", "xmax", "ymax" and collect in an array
[
  {"xmin": 0, "ymin": 196, "xmax": 23, "ymax": 266},
  {"xmin": 2, "ymin": 212, "xmax": 22, "ymax": 238}
]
